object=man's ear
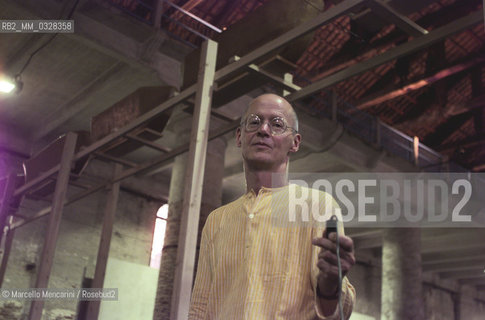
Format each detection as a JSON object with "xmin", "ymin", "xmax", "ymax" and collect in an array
[
  {"xmin": 289, "ymin": 133, "xmax": 301, "ymax": 153},
  {"xmin": 236, "ymin": 127, "xmax": 242, "ymax": 148}
]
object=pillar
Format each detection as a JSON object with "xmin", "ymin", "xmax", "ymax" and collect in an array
[
  {"xmin": 454, "ymin": 285, "xmax": 482, "ymax": 320},
  {"xmin": 153, "ymin": 112, "xmax": 227, "ymax": 319},
  {"xmin": 195, "ymin": 137, "xmax": 226, "ymax": 267},
  {"xmin": 381, "ymin": 228, "xmax": 424, "ymax": 320}
]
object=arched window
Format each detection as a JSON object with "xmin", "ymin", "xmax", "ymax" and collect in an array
[{"xmin": 150, "ymin": 203, "xmax": 168, "ymax": 268}]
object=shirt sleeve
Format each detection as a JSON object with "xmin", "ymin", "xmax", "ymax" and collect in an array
[
  {"xmin": 310, "ymin": 192, "xmax": 356, "ymax": 320},
  {"xmin": 188, "ymin": 224, "xmax": 212, "ymax": 320}
]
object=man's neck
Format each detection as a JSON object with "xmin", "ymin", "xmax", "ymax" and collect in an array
[{"xmin": 244, "ymin": 163, "xmax": 288, "ymax": 194}]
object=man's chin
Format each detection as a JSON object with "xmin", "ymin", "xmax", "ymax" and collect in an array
[
  {"xmin": 244, "ymin": 155, "xmax": 281, "ymax": 169},
  {"xmin": 245, "ymin": 153, "xmax": 273, "ymax": 163}
]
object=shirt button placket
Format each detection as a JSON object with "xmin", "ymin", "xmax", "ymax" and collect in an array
[
  {"xmin": 245, "ymin": 205, "xmax": 255, "ymax": 266},
  {"xmin": 245, "ymin": 215, "xmax": 252, "ymax": 250},
  {"xmin": 246, "ymin": 193, "xmax": 260, "ymax": 272}
]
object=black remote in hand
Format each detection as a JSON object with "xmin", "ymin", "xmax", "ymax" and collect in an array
[{"xmin": 323, "ymin": 215, "xmax": 338, "ymax": 239}]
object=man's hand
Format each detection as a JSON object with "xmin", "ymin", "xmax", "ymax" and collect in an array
[{"xmin": 312, "ymin": 233, "xmax": 355, "ymax": 298}]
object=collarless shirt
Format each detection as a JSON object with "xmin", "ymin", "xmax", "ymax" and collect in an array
[{"xmin": 189, "ymin": 184, "xmax": 355, "ymax": 320}]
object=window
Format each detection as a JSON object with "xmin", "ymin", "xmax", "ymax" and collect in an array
[{"xmin": 150, "ymin": 204, "xmax": 168, "ymax": 268}]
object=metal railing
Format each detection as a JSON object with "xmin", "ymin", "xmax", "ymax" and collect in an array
[{"xmin": 300, "ymin": 86, "xmax": 467, "ymax": 173}]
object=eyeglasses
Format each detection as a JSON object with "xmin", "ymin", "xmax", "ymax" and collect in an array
[{"xmin": 241, "ymin": 114, "xmax": 297, "ymax": 135}]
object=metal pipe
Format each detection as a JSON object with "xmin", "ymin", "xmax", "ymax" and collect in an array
[{"xmin": 164, "ymin": 0, "xmax": 222, "ymax": 33}]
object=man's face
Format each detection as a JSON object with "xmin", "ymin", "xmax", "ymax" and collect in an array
[{"xmin": 236, "ymin": 94, "xmax": 301, "ymax": 171}]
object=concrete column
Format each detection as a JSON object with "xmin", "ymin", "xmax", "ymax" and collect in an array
[
  {"xmin": 153, "ymin": 151, "xmax": 187, "ymax": 319},
  {"xmin": 455, "ymin": 286, "xmax": 483, "ymax": 320},
  {"xmin": 153, "ymin": 112, "xmax": 227, "ymax": 319},
  {"xmin": 381, "ymin": 228, "xmax": 424, "ymax": 320}
]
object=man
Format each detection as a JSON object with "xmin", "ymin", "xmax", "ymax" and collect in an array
[{"xmin": 189, "ymin": 93, "xmax": 356, "ymax": 319}]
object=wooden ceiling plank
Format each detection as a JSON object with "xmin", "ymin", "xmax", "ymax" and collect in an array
[{"xmin": 357, "ymin": 57, "xmax": 485, "ymax": 110}]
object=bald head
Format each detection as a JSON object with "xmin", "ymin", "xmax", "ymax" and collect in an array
[
  {"xmin": 243, "ymin": 94, "xmax": 299, "ymax": 132},
  {"xmin": 236, "ymin": 93, "xmax": 302, "ymax": 174}
]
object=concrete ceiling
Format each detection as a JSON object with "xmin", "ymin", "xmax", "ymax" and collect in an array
[
  {"xmin": 1, "ymin": 0, "xmax": 484, "ymax": 293},
  {"xmin": 0, "ymin": 0, "xmax": 185, "ymax": 152}
]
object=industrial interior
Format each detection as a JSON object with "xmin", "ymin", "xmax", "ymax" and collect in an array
[{"xmin": 0, "ymin": 0, "xmax": 484, "ymax": 319}]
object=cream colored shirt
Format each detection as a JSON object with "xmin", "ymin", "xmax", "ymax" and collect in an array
[{"xmin": 189, "ymin": 184, "xmax": 355, "ymax": 320}]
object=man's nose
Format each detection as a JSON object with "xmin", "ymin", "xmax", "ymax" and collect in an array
[{"xmin": 257, "ymin": 121, "xmax": 271, "ymax": 135}]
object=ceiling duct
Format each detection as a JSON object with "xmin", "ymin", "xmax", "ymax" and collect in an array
[{"xmin": 182, "ymin": 0, "xmax": 326, "ymax": 105}]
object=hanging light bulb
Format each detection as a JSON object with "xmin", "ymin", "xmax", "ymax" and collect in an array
[
  {"xmin": 0, "ymin": 74, "xmax": 22, "ymax": 94},
  {"xmin": 0, "ymin": 78, "xmax": 15, "ymax": 93}
]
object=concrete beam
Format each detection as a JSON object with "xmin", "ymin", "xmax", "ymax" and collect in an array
[
  {"xmin": 421, "ymin": 231, "xmax": 485, "ymax": 254},
  {"xmin": 439, "ymin": 270, "xmax": 485, "ymax": 280},
  {"xmin": 0, "ymin": 0, "xmax": 181, "ymax": 142},
  {"xmin": 459, "ymin": 278, "xmax": 485, "ymax": 286},
  {"xmin": 354, "ymin": 234, "xmax": 383, "ymax": 250},
  {"xmin": 354, "ymin": 229, "xmax": 485, "ymax": 253},
  {"xmin": 346, "ymin": 228, "xmax": 383, "ymax": 239},
  {"xmin": 423, "ymin": 258, "xmax": 485, "ymax": 273},
  {"xmin": 71, "ymin": 2, "xmax": 181, "ymax": 87},
  {"xmin": 422, "ymin": 249, "xmax": 485, "ymax": 265},
  {"xmin": 33, "ymin": 61, "xmax": 128, "ymax": 140},
  {"xmin": 0, "ymin": 0, "xmax": 178, "ymax": 77}
]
